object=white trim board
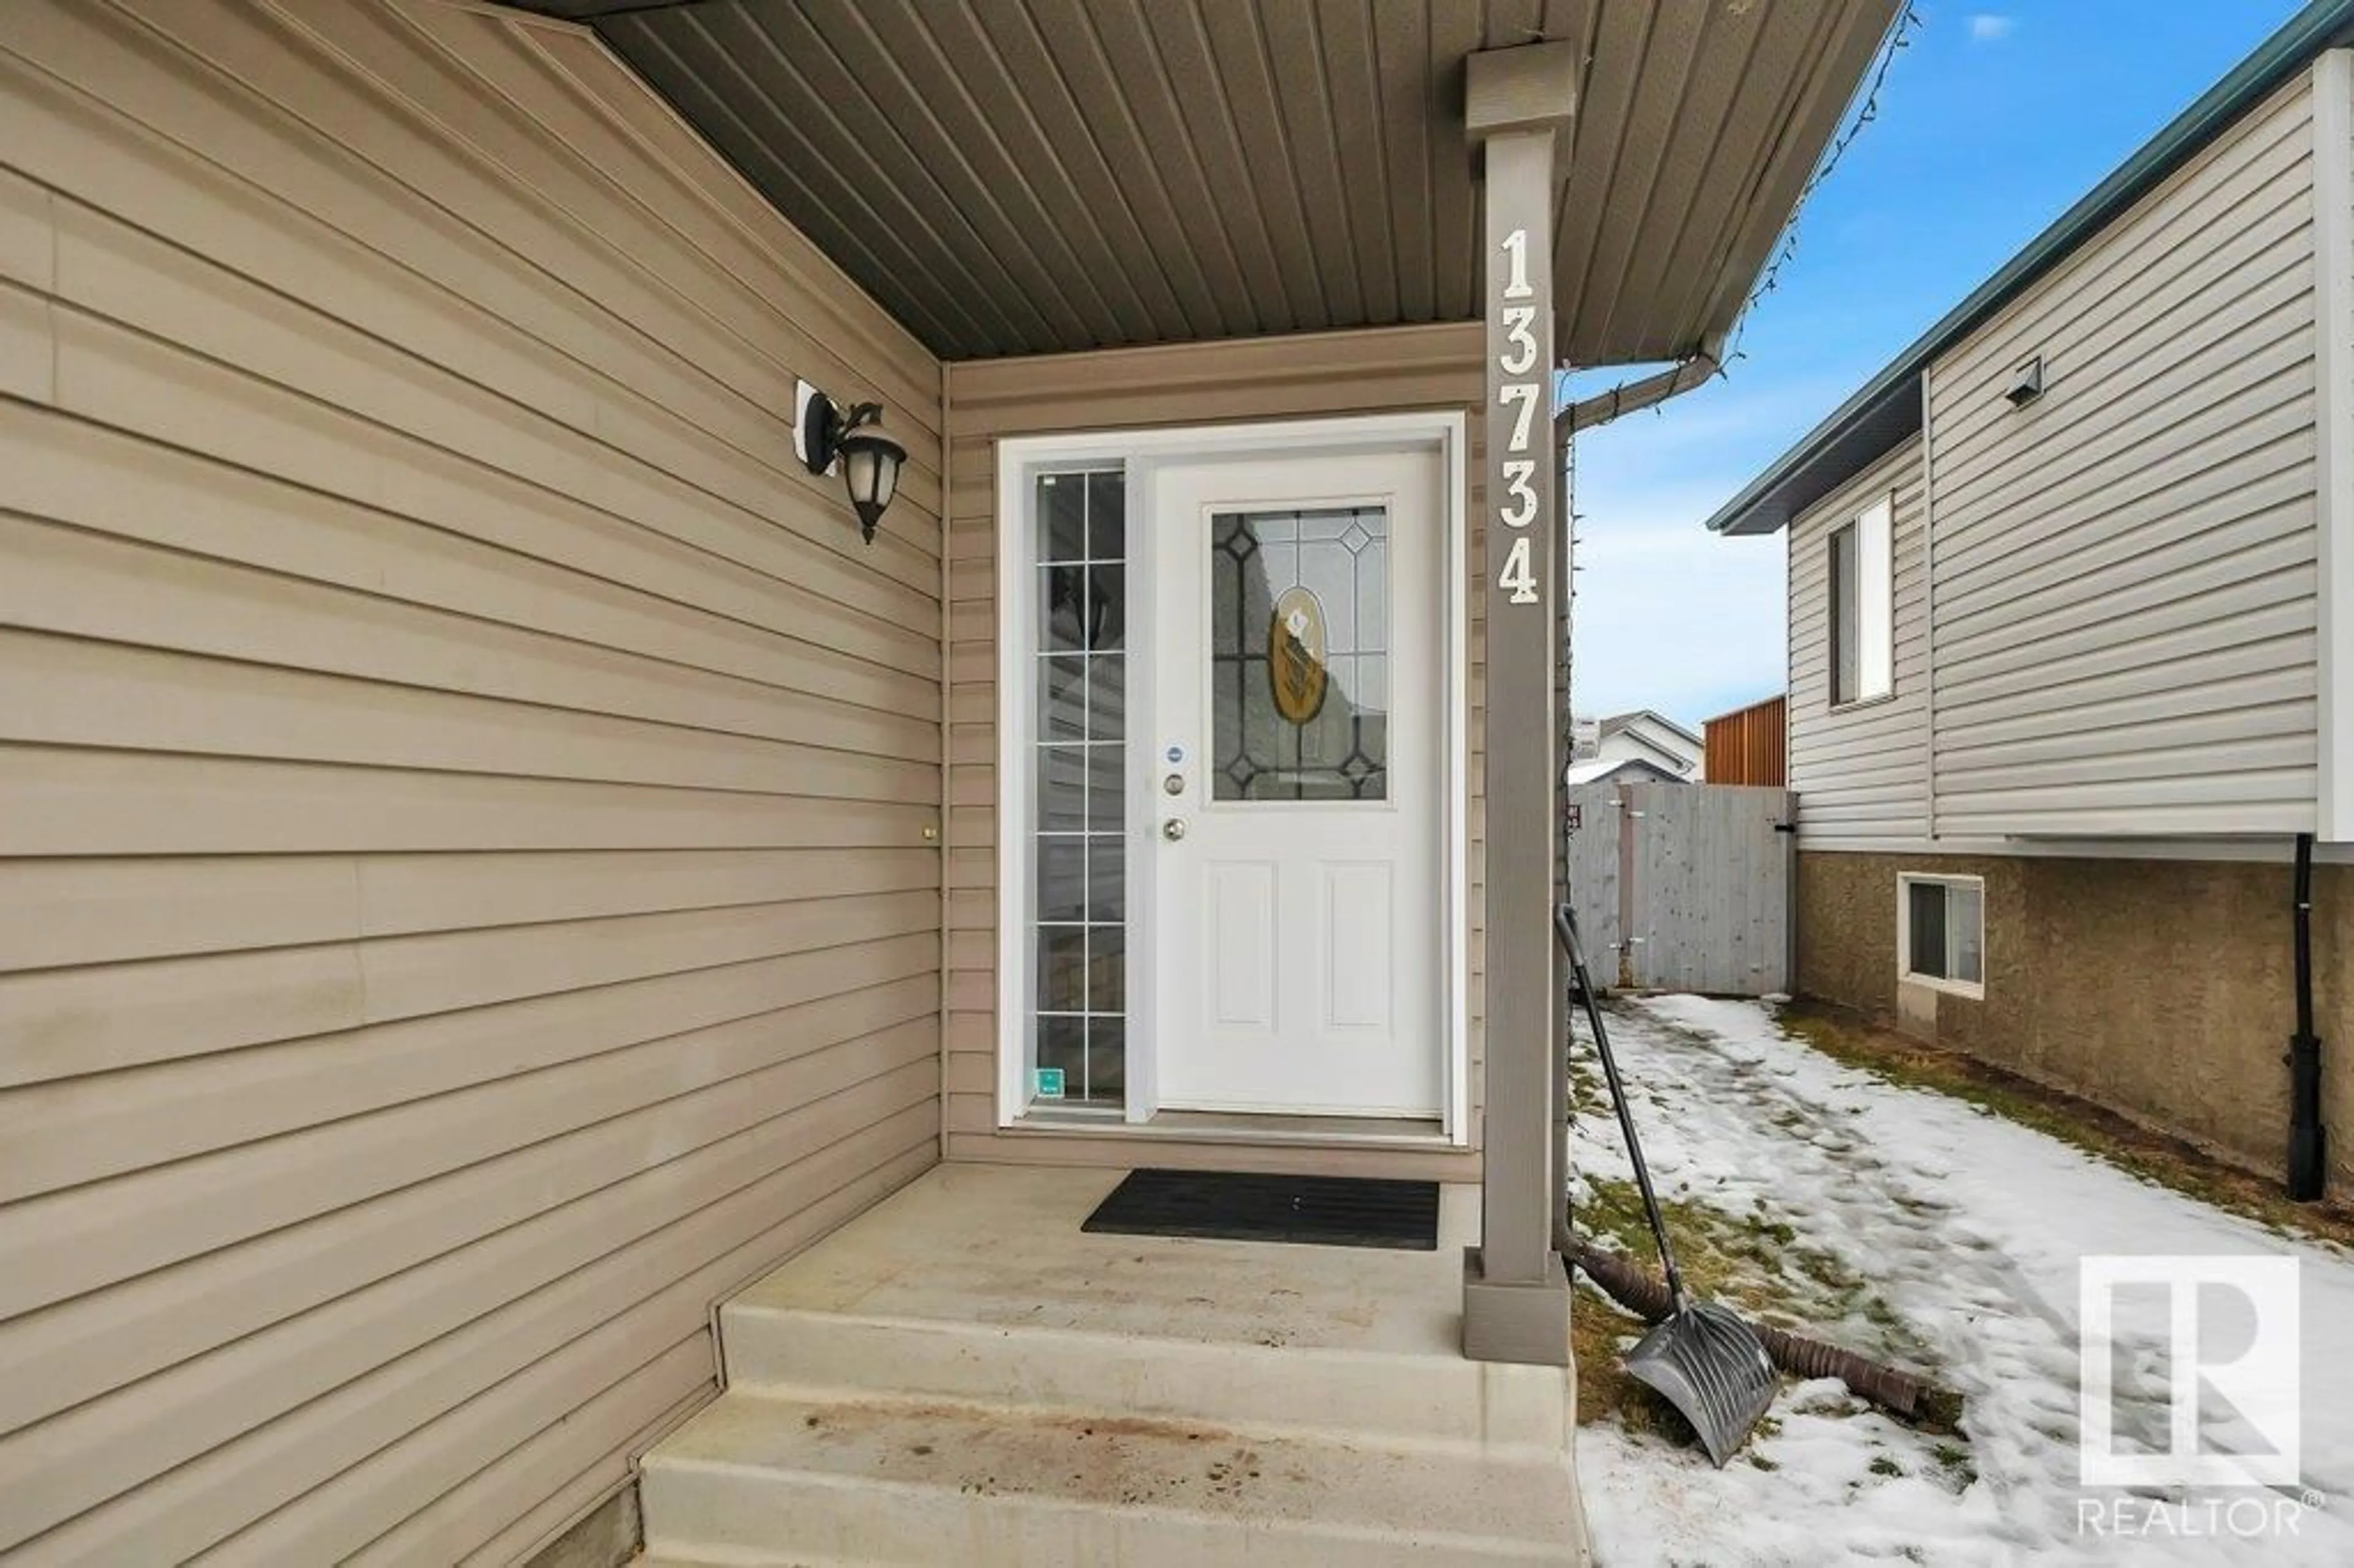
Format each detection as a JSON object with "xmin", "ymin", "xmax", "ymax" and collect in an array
[
  {"xmin": 992, "ymin": 411, "xmax": 1473, "ymax": 1146},
  {"xmin": 1918, "ymin": 372, "xmax": 1939, "ymax": 842},
  {"xmin": 997, "ymin": 1114, "xmax": 1453, "ymax": 1152},
  {"xmin": 1793, "ymin": 837, "xmax": 2354, "ymax": 864},
  {"xmin": 2312, "ymin": 48, "xmax": 2354, "ymax": 842}
]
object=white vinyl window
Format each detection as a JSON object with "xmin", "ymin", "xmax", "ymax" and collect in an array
[
  {"xmin": 1899, "ymin": 874, "xmax": 1984, "ymax": 997},
  {"xmin": 1829, "ymin": 496, "xmax": 1894, "ymax": 706}
]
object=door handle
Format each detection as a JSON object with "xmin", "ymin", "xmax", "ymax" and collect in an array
[{"xmin": 1162, "ymin": 818, "xmax": 1187, "ymax": 842}]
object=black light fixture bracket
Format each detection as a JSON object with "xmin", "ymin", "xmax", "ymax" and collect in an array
[
  {"xmin": 797, "ymin": 383, "xmax": 908, "ymax": 546},
  {"xmin": 800, "ymin": 394, "xmax": 885, "ymax": 475}
]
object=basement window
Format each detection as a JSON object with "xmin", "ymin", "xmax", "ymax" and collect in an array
[
  {"xmin": 1829, "ymin": 497, "xmax": 1894, "ymax": 706},
  {"xmin": 1899, "ymin": 874, "xmax": 1984, "ymax": 997}
]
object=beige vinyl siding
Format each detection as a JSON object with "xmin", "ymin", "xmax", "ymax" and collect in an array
[
  {"xmin": 1925, "ymin": 71, "xmax": 2321, "ymax": 838},
  {"xmin": 1787, "ymin": 437, "xmax": 1931, "ymax": 848},
  {"xmin": 943, "ymin": 324, "xmax": 1485, "ymax": 1179},
  {"xmin": 0, "ymin": 1, "xmax": 942, "ymax": 1562}
]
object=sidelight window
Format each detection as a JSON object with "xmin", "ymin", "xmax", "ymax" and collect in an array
[{"xmin": 1031, "ymin": 469, "xmax": 1127, "ymax": 1106}]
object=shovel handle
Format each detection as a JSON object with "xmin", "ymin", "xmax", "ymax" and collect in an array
[{"xmin": 1556, "ymin": 902, "xmax": 1689, "ymax": 1307}]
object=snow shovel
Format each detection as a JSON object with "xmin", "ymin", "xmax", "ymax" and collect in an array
[{"xmin": 1556, "ymin": 902, "xmax": 1778, "ymax": 1467}]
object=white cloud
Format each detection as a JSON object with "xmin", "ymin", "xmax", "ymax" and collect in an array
[
  {"xmin": 1566, "ymin": 500, "xmax": 1788, "ymax": 729},
  {"xmin": 1557, "ymin": 363, "xmax": 1872, "ymax": 727},
  {"xmin": 1967, "ymin": 13, "xmax": 2016, "ymax": 43}
]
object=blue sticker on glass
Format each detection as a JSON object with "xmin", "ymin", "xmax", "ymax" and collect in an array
[{"xmin": 1035, "ymin": 1067, "xmax": 1066, "ymax": 1100}]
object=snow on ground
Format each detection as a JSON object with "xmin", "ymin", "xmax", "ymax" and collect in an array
[{"xmin": 1574, "ymin": 994, "xmax": 2354, "ymax": 1567}]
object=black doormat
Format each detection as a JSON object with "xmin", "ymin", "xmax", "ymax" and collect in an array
[{"xmin": 1081, "ymin": 1168, "xmax": 1441, "ymax": 1250}]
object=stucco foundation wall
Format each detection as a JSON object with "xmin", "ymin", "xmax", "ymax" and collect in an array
[{"xmin": 1798, "ymin": 850, "xmax": 2354, "ymax": 1195}]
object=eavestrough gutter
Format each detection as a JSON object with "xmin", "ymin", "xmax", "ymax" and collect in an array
[{"xmin": 1558, "ymin": 337, "xmax": 1723, "ymax": 433}]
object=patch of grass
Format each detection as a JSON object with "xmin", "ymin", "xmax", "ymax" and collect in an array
[
  {"xmin": 1786, "ymin": 1388, "xmax": 1866, "ymax": 1420},
  {"xmin": 1577, "ymin": 1168, "xmax": 1934, "ymax": 1364},
  {"xmin": 1868, "ymin": 1454, "xmax": 1904, "ymax": 1478},
  {"xmin": 1931, "ymin": 1441, "xmax": 1978, "ymax": 1491},
  {"xmin": 1773, "ymin": 1000, "xmax": 2354, "ymax": 1250},
  {"xmin": 1564, "ymin": 1051, "xmax": 1610, "ymax": 1122}
]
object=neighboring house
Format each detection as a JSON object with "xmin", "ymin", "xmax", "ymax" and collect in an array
[
  {"xmin": 1707, "ymin": 1, "xmax": 2354, "ymax": 1201},
  {"xmin": 0, "ymin": 2, "xmax": 1894, "ymax": 1562},
  {"xmin": 1574, "ymin": 708, "xmax": 1706, "ymax": 778},
  {"xmin": 1564, "ymin": 753, "xmax": 1687, "ymax": 790}
]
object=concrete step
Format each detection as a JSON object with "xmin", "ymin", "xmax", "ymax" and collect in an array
[
  {"xmin": 719, "ymin": 1302, "xmax": 1569, "ymax": 1453},
  {"xmin": 640, "ymin": 1388, "xmax": 1583, "ymax": 1567}
]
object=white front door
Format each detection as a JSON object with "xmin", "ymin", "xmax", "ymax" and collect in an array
[{"xmin": 1148, "ymin": 447, "xmax": 1443, "ymax": 1117}]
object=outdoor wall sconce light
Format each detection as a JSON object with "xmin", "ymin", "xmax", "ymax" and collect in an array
[
  {"xmin": 2003, "ymin": 356, "xmax": 2044, "ymax": 408},
  {"xmin": 796, "ymin": 380, "xmax": 907, "ymax": 544}
]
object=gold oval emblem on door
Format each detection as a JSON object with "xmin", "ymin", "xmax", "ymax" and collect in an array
[{"xmin": 1267, "ymin": 585, "xmax": 1328, "ymax": 724}]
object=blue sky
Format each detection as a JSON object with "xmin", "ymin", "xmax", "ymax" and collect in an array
[{"xmin": 1566, "ymin": 0, "xmax": 2306, "ymax": 729}]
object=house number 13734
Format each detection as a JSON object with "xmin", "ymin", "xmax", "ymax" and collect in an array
[{"xmin": 1495, "ymin": 227, "xmax": 1541, "ymax": 606}]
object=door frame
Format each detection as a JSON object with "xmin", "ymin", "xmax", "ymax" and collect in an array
[{"xmin": 993, "ymin": 411, "xmax": 1471, "ymax": 1145}]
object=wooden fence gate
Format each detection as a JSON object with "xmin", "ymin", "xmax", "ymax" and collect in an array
[{"xmin": 1563, "ymin": 781, "xmax": 1794, "ymax": 997}]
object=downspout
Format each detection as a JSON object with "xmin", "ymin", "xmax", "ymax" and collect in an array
[
  {"xmin": 1551, "ymin": 337, "xmax": 1724, "ymax": 1260},
  {"xmin": 2289, "ymin": 832, "xmax": 2326, "ymax": 1201}
]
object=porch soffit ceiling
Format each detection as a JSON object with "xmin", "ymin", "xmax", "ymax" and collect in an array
[{"xmin": 511, "ymin": 0, "xmax": 1900, "ymax": 365}]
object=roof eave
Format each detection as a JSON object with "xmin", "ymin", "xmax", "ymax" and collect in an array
[
  {"xmin": 1708, "ymin": 368, "xmax": 1922, "ymax": 535},
  {"xmin": 1705, "ymin": 0, "xmax": 2354, "ymax": 538}
]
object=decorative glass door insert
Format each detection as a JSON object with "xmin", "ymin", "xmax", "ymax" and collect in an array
[{"xmin": 1208, "ymin": 506, "xmax": 1389, "ymax": 801}]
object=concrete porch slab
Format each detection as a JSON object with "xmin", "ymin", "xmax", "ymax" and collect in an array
[
  {"xmin": 640, "ymin": 1164, "xmax": 1589, "ymax": 1566},
  {"xmin": 737, "ymin": 1163, "xmax": 1477, "ymax": 1355}
]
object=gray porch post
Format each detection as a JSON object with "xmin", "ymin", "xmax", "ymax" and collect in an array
[{"xmin": 1460, "ymin": 42, "xmax": 1575, "ymax": 1367}]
